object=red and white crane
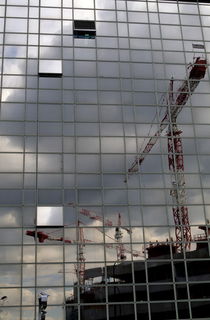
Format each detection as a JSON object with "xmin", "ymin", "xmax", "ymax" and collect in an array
[
  {"xmin": 69, "ymin": 203, "xmax": 136, "ymax": 260},
  {"xmin": 26, "ymin": 225, "xmax": 141, "ymax": 287},
  {"xmin": 125, "ymin": 57, "xmax": 207, "ymax": 252},
  {"xmin": 69, "ymin": 202, "xmax": 132, "ymax": 234},
  {"xmin": 78, "ymin": 207, "xmax": 113, "ymax": 227},
  {"xmin": 26, "ymin": 223, "xmax": 141, "ymax": 287},
  {"xmin": 26, "ymin": 225, "xmax": 87, "ymax": 286},
  {"xmin": 25, "ymin": 225, "xmax": 139, "ymax": 258},
  {"xmin": 26, "ymin": 230, "xmax": 73, "ymax": 243},
  {"xmin": 78, "ymin": 216, "xmax": 141, "ymax": 259},
  {"xmin": 25, "ymin": 228, "xmax": 92, "ymax": 245}
]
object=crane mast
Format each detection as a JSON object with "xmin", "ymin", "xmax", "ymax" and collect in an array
[
  {"xmin": 115, "ymin": 214, "xmax": 126, "ymax": 261},
  {"xmin": 76, "ymin": 221, "xmax": 86, "ymax": 287},
  {"xmin": 167, "ymin": 76, "xmax": 191, "ymax": 252},
  {"xmin": 168, "ymin": 124, "xmax": 191, "ymax": 252},
  {"xmin": 126, "ymin": 57, "xmax": 207, "ymax": 251}
]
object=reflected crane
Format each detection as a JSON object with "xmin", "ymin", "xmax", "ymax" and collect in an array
[
  {"xmin": 125, "ymin": 57, "xmax": 207, "ymax": 252},
  {"xmin": 115, "ymin": 213, "xmax": 126, "ymax": 261},
  {"xmin": 26, "ymin": 230, "xmax": 72, "ymax": 243},
  {"xmin": 69, "ymin": 203, "xmax": 137, "ymax": 260},
  {"xmin": 26, "ymin": 225, "xmax": 89, "ymax": 286},
  {"xmin": 26, "ymin": 207, "xmax": 143, "ymax": 286},
  {"xmin": 69, "ymin": 202, "xmax": 132, "ymax": 234},
  {"xmin": 76, "ymin": 220, "xmax": 86, "ymax": 286},
  {"xmin": 26, "ymin": 223, "xmax": 142, "ymax": 287},
  {"xmin": 78, "ymin": 219, "xmax": 142, "ymax": 259},
  {"xmin": 25, "ymin": 228, "xmax": 94, "ymax": 245}
]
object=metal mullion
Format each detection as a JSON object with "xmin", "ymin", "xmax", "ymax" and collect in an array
[
  {"xmin": 153, "ymin": 2, "xmax": 181, "ymax": 319},
  {"xmin": 60, "ymin": 0, "xmax": 66, "ymax": 318},
  {"xmin": 115, "ymin": 1, "xmax": 138, "ymax": 319},
  {"xmin": 176, "ymin": 3, "xmax": 193, "ymax": 318},
  {"xmin": 193, "ymin": 0, "xmax": 210, "ymax": 254},
  {"xmin": 0, "ymin": 1, "xmax": 7, "ymax": 117},
  {"xmin": 93, "ymin": 1, "xmax": 110, "ymax": 318},
  {"xmin": 71, "ymin": 2, "xmax": 81, "ymax": 320},
  {"xmin": 127, "ymin": 1, "xmax": 160, "ymax": 319},
  {"xmin": 93, "ymin": 0, "xmax": 109, "ymax": 320},
  {"xmin": 126, "ymin": 0, "xmax": 150, "ymax": 319},
  {"xmin": 34, "ymin": 0, "xmax": 41, "ymax": 318},
  {"xmin": 124, "ymin": 7, "xmax": 146, "ymax": 295},
  {"xmin": 20, "ymin": 0, "xmax": 31, "ymax": 319}
]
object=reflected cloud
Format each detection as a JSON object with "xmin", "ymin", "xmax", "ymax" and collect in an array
[
  {"xmin": 0, "ymin": 3, "xmax": 210, "ymax": 319},
  {"xmin": 0, "ymin": 209, "xmax": 20, "ymax": 227}
]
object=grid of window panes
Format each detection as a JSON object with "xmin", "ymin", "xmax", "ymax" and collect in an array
[{"xmin": 0, "ymin": 0, "xmax": 210, "ymax": 319}]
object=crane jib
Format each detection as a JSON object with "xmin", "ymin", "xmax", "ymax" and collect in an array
[{"xmin": 127, "ymin": 58, "xmax": 207, "ymax": 174}]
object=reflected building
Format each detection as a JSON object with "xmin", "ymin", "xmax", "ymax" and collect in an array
[
  {"xmin": 67, "ymin": 231, "xmax": 210, "ymax": 319},
  {"xmin": 0, "ymin": 0, "xmax": 210, "ymax": 319}
]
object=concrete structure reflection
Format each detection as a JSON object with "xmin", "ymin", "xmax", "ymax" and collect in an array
[{"xmin": 66, "ymin": 226, "xmax": 210, "ymax": 319}]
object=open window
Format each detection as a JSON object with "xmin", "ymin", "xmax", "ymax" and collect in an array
[
  {"xmin": 38, "ymin": 60, "xmax": 62, "ymax": 78},
  {"xmin": 73, "ymin": 20, "xmax": 96, "ymax": 39},
  {"xmin": 37, "ymin": 207, "xmax": 63, "ymax": 227}
]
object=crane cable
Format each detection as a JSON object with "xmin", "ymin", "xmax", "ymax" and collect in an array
[{"xmin": 138, "ymin": 92, "xmax": 168, "ymax": 156}]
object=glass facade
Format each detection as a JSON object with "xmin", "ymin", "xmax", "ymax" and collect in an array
[{"xmin": 0, "ymin": 0, "xmax": 210, "ymax": 319}]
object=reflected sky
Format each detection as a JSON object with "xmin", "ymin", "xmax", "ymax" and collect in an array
[{"xmin": 0, "ymin": 1, "xmax": 210, "ymax": 318}]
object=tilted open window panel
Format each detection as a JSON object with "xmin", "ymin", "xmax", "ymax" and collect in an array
[
  {"xmin": 37, "ymin": 207, "xmax": 63, "ymax": 227},
  {"xmin": 73, "ymin": 20, "xmax": 96, "ymax": 39},
  {"xmin": 39, "ymin": 60, "xmax": 62, "ymax": 78}
]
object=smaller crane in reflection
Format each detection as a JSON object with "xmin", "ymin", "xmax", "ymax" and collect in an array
[
  {"xmin": 26, "ymin": 207, "xmax": 142, "ymax": 286},
  {"xmin": 69, "ymin": 203, "xmax": 141, "ymax": 261}
]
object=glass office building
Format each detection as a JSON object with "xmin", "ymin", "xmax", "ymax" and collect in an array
[{"xmin": 0, "ymin": 0, "xmax": 210, "ymax": 319}]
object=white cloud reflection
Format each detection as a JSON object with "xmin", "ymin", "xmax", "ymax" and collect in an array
[{"xmin": 0, "ymin": 2, "xmax": 210, "ymax": 317}]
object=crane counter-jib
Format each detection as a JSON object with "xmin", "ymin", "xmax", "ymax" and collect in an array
[{"xmin": 127, "ymin": 57, "xmax": 207, "ymax": 175}]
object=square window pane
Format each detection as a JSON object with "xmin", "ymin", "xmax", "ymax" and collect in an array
[
  {"xmin": 39, "ymin": 60, "xmax": 62, "ymax": 77},
  {"xmin": 37, "ymin": 206, "xmax": 63, "ymax": 226}
]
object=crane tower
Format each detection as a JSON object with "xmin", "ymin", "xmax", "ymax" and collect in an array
[
  {"xmin": 126, "ymin": 57, "xmax": 207, "ymax": 252},
  {"xmin": 75, "ymin": 221, "xmax": 86, "ymax": 286},
  {"xmin": 115, "ymin": 213, "xmax": 126, "ymax": 261}
]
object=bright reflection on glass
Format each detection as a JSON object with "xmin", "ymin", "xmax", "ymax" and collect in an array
[
  {"xmin": 39, "ymin": 59, "xmax": 62, "ymax": 76},
  {"xmin": 37, "ymin": 206, "xmax": 63, "ymax": 226}
]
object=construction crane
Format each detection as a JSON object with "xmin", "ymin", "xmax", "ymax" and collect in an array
[
  {"xmin": 125, "ymin": 57, "xmax": 207, "ymax": 252},
  {"xmin": 76, "ymin": 220, "xmax": 86, "ymax": 286},
  {"xmin": 115, "ymin": 213, "xmax": 126, "ymax": 261},
  {"xmin": 26, "ymin": 222, "xmax": 140, "ymax": 261},
  {"xmin": 78, "ymin": 218, "xmax": 141, "ymax": 259},
  {"xmin": 76, "ymin": 205, "xmax": 141, "ymax": 259},
  {"xmin": 69, "ymin": 202, "xmax": 132, "ymax": 234},
  {"xmin": 25, "ymin": 230, "xmax": 73, "ymax": 243},
  {"xmin": 26, "ymin": 225, "xmax": 87, "ymax": 286},
  {"xmin": 26, "ymin": 225, "xmax": 141, "ymax": 288},
  {"xmin": 78, "ymin": 207, "xmax": 113, "ymax": 227},
  {"xmin": 26, "ymin": 208, "xmax": 142, "ymax": 285},
  {"xmin": 69, "ymin": 203, "xmax": 137, "ymax": 260},
  {"xmin": 25, "ymin": 229, "xmax": 93, "ymax": 245}
]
